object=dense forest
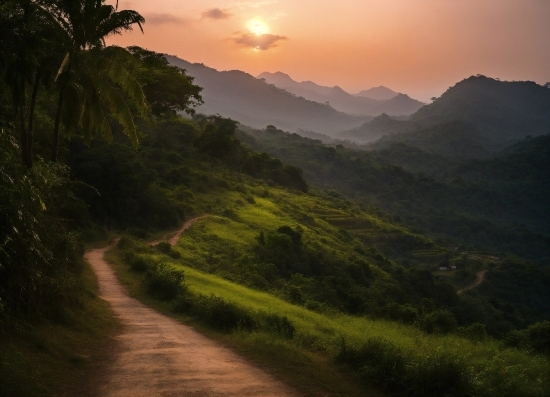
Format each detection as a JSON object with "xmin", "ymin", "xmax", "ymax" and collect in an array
[{"xmin": 1, "ymin": 1, "xmax": 549, "ymax": 396}]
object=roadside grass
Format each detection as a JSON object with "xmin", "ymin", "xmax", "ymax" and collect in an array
[
  {"xmin": 177, "ymin": 262, "xmax": 550, "ymax": 397},
  {"xmin": 0, "ymin": 260, "xmax": 118, "ymax": 397},
  {"xmin": 105, "ymin": 248, "xmax": 386, "ymax": 397},
  {"xmin": 112, "ymin": 235, "xmax": 550, "ymax": 397}
]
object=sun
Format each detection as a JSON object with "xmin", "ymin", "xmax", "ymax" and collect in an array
[{"xmin": 247, "ymin": 19, "xmax": 269, "ymax": 36}]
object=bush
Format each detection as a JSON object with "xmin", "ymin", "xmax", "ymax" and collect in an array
[
  {"xmin": 173, "ymin": 294, "xmax": 256, "ymax": 332},
  {"xmin": 420, "ymin": 309, "xmax": 458, "ymax": 334},
  {"xmin": 154, "ymin": 242, "xmax": 181, "ymax": 259},
  {"xmin": 144, "ymin": 263, "xmax": 185, "ymax": 301},
  {"xmin": 262, "ymin": 314, "xmax": 295, "ymax": 339},
  {"xmin": 337, "ymin": 338, "xmax": 473, "ymax": 397}
]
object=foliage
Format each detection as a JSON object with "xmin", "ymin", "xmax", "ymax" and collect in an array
[{"xmin": 0, "ymin": 128, "xmax": 86, "ymax": 316}]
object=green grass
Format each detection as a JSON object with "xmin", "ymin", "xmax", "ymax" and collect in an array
[
  {"xmin": 175, "ymin": 261, "xmax": 550, "ymax": 397},
  {"xmin": 0, "ymin": 261, "xmax": 118, "ymax": 397},
  {"xmin": 106, "ymin": 248, "xmax": 384, "ymax": 397}
]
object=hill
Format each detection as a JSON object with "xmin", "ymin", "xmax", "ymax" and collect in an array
[
  {"xmin": 337, "ymin": 113, "xmax": 416, "ymax": 143},
  {"xmin": 165, "ymin": 57, "xmax": 367, "ymax": 135},
  {"xmin": 410, "ymin": 76, "xmax": 550, "ymax": 149},
  {"xmin": 237, "ymin": 126, "xmax": 550, "ymax": 263},
  {"xmin": 258, "ymin": 71, "xmax": 382, "ymax": 115},
  {"xmin": 257, "ymin": 71, "xmax": 423, "ymax": 117},
  {"xmin": 343, "ymin": 76, "xmax": 550, "ymax": 156},
  {"xmin": 373, "ymin": 93, "xmax": 425, "ymax": 116},
  {"xmin": 356, "ymin": 86, "xmax": 398, "ymax": 100}
]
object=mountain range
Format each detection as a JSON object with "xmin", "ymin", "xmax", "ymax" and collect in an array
[
  {"xmin": 257, "ymin": 71, "xmax": 425, "ymax": 116},
  {"xmin": 166, "ymin": 56, "xmax": 368, "ymax": 135},
  {"xmin": 341, "ymin": 76, "xmax": 550, "ymax": 156}
]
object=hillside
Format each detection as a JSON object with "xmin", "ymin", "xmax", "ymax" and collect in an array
[
  {"xmin": 338, "ymin": 113, "xmax": 417, "ymax": 143},
  {"xmin": 373, "ymin": 93, "xmax": 425, "ymax": 116},
  {"xmin": 165, "ymin": 57, "xmax": 368, "ymax": 135},
  {"xmin": 258, "ymin": 71, "xmax": 382, "ymax": 115},
  {"xmin": 356, "ymin": 86, "xmax": 398, "ymax": 100},
  {"xmin": 343, "ymin": 76, "xmax": 550, "ymax": 156},
  {"xmin": 237, "ymin": 126, "xmax": 550, "ymax": 263},
  {"xmin": 410, "ymin": 76, "xmax": 550, "ymax": 148},
  {"xmin": 258, "ymin": 71, "xmax": 423, "ymax": 117}
]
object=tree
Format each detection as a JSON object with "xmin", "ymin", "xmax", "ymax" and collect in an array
[
  {"xmin": 36, "ymin": 0, "xmax": 148, "ymax": 161},
  {"xmin": 123, "ymin": 46, "xmax": 203, "ymax": 118},
  {"xmin": 0, "ymin": 0, "xmax": 64, "ymax": 168}
]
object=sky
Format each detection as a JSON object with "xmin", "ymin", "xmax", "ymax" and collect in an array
[{"xmin": 106, "ymin": 0, "xmax": 550, "ymax": 101}]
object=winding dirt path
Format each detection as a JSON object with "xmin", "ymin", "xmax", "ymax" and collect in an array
[
  {"xmin": 84, "ymin": 217, "xmax": 299, "ymax": 397},
  {"xmin": 457, "ymin": 270, "xmax": 488, "ymax": 295}
]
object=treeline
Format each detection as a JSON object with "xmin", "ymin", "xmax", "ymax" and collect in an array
[{"xmin": 238, "ymin": 126, "xmax": 550, "ymax": 264}]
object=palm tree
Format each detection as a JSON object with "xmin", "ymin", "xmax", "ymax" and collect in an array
[
  {"xmin": 1, "ymin": 0, "xmax": 63, "ymax": 168},
  {"xmin": 37, "ymin": 0, "xmax": 148, "ymax": 161}
]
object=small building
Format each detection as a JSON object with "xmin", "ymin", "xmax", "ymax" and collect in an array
[{"xmin": 439, "ymin": 266, "xmax": 449, "ymax": 271}]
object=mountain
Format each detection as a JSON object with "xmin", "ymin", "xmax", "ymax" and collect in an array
[
  {"xmin": 342, "ymin": 76, "xmax": 550, "ymax": 156},
  {"xmin": 257, "ymin": 71, "xmax": 424, "ymax": 117},
  {"xmin": 165, "ymin": 56, "xmax": 368, "ymax": 135},
  {"xmin": 258, "ymin": 71, "xmax": 382, "ymax": 115},
  {"xmin": 373, "ymin": 93, "xmax": 425, "ymax": 116},
  {"xmin": 356, "ymin": 86, "xmax": 398, "ymax": 101},
  {"xmin": 410, "ymin": 76, "xmax": 550, "ymax": 148},
  {"xmin": 337, "ymin": 113, "xmax": 416, "ymax": 143}
]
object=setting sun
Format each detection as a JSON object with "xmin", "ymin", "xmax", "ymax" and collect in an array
[{"xmin": 247, "ymin": 19, "xmax": 269, "ymax": 36}]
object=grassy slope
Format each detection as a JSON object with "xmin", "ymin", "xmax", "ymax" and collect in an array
[
  {"xmin": 0, "ymin": 260, "xmax": 118, "ymax": 397},
  {"xmin": 105, "ymin": 249, "xmax": 384, "ymax": 397},
  {"xmin": 110, "ymin": 172, "xmax": 549, "ymax": 397}
]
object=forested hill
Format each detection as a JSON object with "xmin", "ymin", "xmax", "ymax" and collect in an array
[
  {"xmin": 237, "ymin": 126, "xmax": 550, "ymax": 264},
  {"xmin": 342, "ymin": 76, "xmax": 550, "ymax": 155},
  {"xmin": 165, "ymin": 55, "xmax": 368, "ymax": 135}
]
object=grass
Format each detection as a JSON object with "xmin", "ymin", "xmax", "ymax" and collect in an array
[
  {"xmin": 106, "ymin": 248, "xmax": 385, "ymax": 397},
  {"xmin": 0, "ymin": 260, "xmax": 118, "ymax": 397},
  {"xmin": 111, "ymin": 236, "xmax": 550, "ymax": 397}
]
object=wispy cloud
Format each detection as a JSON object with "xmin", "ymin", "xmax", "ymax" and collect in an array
[
  {"xmin": 232, "ymin": 1, "xmax": 277, "ymax": 9},
  {"xmin": 268, "ymin": 11, "xmax": 287, "ymax": 20},
  {"xmin": 202, "ymin": 8, "xmax": 232, "ymax": 20},
  {"xmin": 145, "ymin": 13, "xmax": 187, "ymax": 25},
  {"xmin": 230, "ymin": 31, "xmax": 287, "ymax": 50}
]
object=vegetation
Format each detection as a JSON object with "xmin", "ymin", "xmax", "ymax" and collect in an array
[
  {"xmin": 112, "ymin": 234, "xmax": 550, "ymax": 397},
  {"xmin": 238, "ymin": 125, "xmax": 550, "ymax": 264},
  {"xmin": 1, "ymin": 2, "xmax": 548, "ymax": 396}
]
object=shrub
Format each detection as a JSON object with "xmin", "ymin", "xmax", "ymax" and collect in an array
[
  {"xmin": 262, "ymin": 314, "xmax": 295, "ymax": 339},
  {"xmin": 173, "ymin": 294, "xmax": 256, "ymax": 332},
  {"xmin": 337, "ymin": 338, "xmax": 473, "ymax": 397},
  {"xmin": 420, "ymin": 309, "xmax": 458, "ymax": 334},
  {"xmin": 144, "ymin": 263, "xmax": 185, "ymax": 301}
]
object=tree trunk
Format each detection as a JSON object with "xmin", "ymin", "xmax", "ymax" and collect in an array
[
  {"xmin": 51, "ymin": 90, "xmax": 64, "ymax": 162},
  {"xmin": 18, "ymin": 82, "xmax": 30, "ymax": 168},
  {"xmin": 27, "ymin": 71, "xmax": 41, "ymax": 169}
]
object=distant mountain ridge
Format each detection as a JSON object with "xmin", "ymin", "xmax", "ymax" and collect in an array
[
  {"xmin": 356, "ymin": 86, "xmax": 398, "ymax": 101},
  {"xmin": 257, "ymin": 71, "xmax": 424, "ymax": 116},
  {"xmin": 165, "ymin": 56, "xmax": 368, "ymax": 135},
  {"xmin": 343, "ymin": 76, "xmax": 550, "ymax": 156}
]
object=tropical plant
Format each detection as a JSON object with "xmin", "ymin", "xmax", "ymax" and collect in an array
[{"xmin": 35, "ymin": 0, "xmax": 148, "ymax": 161}]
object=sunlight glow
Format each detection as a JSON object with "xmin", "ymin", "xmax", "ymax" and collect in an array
[{"xmin": 247, "ymin": 19, "xmax": 269, "ymax": 36}]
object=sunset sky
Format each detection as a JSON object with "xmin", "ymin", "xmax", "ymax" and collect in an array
[{"xmin": 107, "ymin": 0, "xmax": 550, "ymax": 101}]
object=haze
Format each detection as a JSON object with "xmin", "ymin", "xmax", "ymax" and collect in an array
[{"xmin": 107, "ymin": 0, "xmax": 550, "ymax": 101}]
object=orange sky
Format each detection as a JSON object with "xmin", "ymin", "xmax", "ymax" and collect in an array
[{"xmin": 107, "ymin": 0, "xmax": 550, "ymax": 101}]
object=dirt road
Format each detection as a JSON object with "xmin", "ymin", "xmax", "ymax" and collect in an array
[
  {"xmin": 84, "ymin": 217, "xmax": 299, "ymax": 397},
  {"xmin": 457, "ymin": 270, "xmax": 488, "ymax": 295}
]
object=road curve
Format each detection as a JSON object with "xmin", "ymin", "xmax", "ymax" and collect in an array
[{"xmin": 84, "ymin": 218, "xmax": 299, "ymax": 397}]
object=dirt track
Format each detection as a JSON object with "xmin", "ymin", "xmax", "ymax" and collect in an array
[
  {"xmin": 457, "ymin": 270, "xmax": 488, "ymax": 295},
  {"xmin": 84, "ymin": 217, "xmax": 299, "ymax": 397}
]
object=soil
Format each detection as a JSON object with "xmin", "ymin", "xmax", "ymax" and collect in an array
[
  {"xmin": 457, "ymin": 270, "xmax": 488, "ymax": 295},
  {"xmin": 82, "ymin": 216, "xmax": 300, "ymax": 397}
]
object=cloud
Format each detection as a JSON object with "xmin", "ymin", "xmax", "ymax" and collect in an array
[
  {"xmin": 202, "ymin": 8, "xmax": 232, "ymax": 20},
  {"xmin": 232, "ymin": 1, "xmax": 277, "ymax": 9},
  {"xmin": 145, "ymin": 13, "xmax": 187, "ymax": 25},
  {"xmin": 230, "ymin": 31, "xmax": 287, "ymax": 50}
]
